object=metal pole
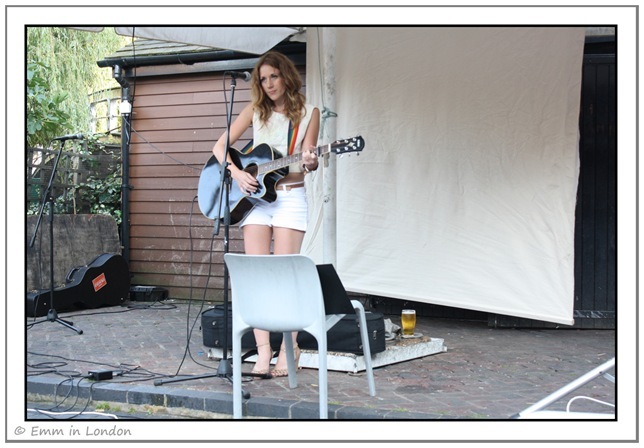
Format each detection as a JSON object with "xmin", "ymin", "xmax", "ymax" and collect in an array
[
  {"xmin": 321, "ymin": 27, "xmax": 337, "ymax": 266},
  {"xmin": 120, "ymin": 95, "xmax": 132, "ymax": 264},
  {"xmin": 114, "ymin": 65, "xmax": 132, "ymax": 264}
]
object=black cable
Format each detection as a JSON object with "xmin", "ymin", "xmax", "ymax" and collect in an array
[
  {"xmin": 123, "ymin": 32, "xmax": 200, "ymax": 169},
  {"xmin": 130, "ymin": 27, "xmax": 136, "ymax": 100},
  {"xmin": 123, "ymin": 301, "xmax": 177, "ymax": 311},
  {"xmin": 28, "ymin": 373, "xmax": 87, "ymax": 419},
  {"xmin": 185, "ymin": 196, "xmax": 220, "ymax": 368},
  {"xmin": 169, "ymin": 196, "xmax": 218, "ymax": 378},
  {"xmin": 165, "ymin": 195, "xmax": 257, "ymax": 385},
  {"xmin": 51, "ymin": 376, "xmax": 86, "ymax": 416},
  {"xmin": 28, "ymin": 377, "xmax": 133, "ymax": 420},
  {"xmin": 28, "ymin": 351, "xmax": 122, "ymax": 372},
  {"xmin": 128, "ymin": 127, "xmax": 201, "ymax": 171},
  {"xmin": 26, "ymin": 351, "xmax": 174, "ymax": 387},
  {"xmin": 26, "ymin": 360, "xmax": 72, "ymax": 377}
]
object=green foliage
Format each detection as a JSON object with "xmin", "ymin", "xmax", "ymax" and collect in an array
[
  {"xmin": 78, "ymin": 172, "xmax": 123, "ymax": 225},
  {"xmin": 27, "ymin": 27, "xmax": 128, "ymax": 222},
  {"xmin": 26, "ymin": 62, "xmax": 72, "ymax": 146},
  {"xmin": 26, "ymin": 140, "xmax": 123, "ymax": 224},
  {"xmin": 27, "ymin": 27, "xmax": 128, "ymax": 147},
  {"xmin": 76, "ymin": 135, "xmax": 122, "ymax": 224}
]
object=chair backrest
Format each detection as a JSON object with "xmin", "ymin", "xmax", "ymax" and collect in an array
[
  {"xmin": 315, "ymin": 264, "xmax": 356, "ymax": 315},
  {"xmin": 224, "ymin": 254, "xmax": 327, "ymax": 332}
]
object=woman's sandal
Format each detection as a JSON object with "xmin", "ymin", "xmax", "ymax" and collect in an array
[
  {"xmin": 271, "ymin": 344, "xmax": 301, "ymax": 378},
  {"xmin": 251, "ymin": 343, "xmax": 273, "ymax": 376}
]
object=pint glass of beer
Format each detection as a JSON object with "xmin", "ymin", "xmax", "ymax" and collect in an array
[{"xmin": 401, "ymin": 309, "xmax": 416, "ymax": 336}]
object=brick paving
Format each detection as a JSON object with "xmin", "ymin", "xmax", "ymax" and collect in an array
[{"xmin": 26, "ymin": 300, "xmax": 615, "ymax": 420}]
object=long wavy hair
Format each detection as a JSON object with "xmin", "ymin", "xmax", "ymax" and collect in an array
[{"xmin": 251, "ymin": 51, "xmax": 306, "ymax": 127}]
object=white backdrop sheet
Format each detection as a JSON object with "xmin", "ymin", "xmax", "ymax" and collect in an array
[{"xmin": 303, "ymin": 27, "xmax": 585, "ymax": 325}]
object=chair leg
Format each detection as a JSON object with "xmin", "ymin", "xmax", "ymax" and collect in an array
[
  {"xmin": 351, "ymin": 300, "xmax": 377, "ymax": 396},
  {"xmin": 283, "ymin": 332, "xmax": 298, "ymax": 389},
  {"xmin": 316, "ymin": 335, "xmax": 328, "ymax": 419},
  {"xmin": 232, "ymin": 333, "xmax": 243, "ymax": 418}
]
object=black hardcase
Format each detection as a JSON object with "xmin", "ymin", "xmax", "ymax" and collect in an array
[
  {"xmin": 202, "ymin": 306, "xmax": 386, "ymax": 355},
  {"xmin": 297, "ymin": 311, "xmax": 386, "ymax": 355}
]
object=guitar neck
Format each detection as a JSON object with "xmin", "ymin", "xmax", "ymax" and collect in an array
[{"xmin": 257, "ymin": 144, "xmax": 330, "ymax": 175}]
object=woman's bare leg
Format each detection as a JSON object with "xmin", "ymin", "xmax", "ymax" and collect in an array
[
  {"xmin": 272, "ymin": 227, "xmax": 305, "ymax": 372},
  {"xmin": 242, "ymin": 225, "xmax": 274, "ymax": 373}
]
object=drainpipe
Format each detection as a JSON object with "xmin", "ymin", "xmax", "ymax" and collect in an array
[{"xmin": 113, "ymin": 65, "xmax": 132, "ymax": 264}]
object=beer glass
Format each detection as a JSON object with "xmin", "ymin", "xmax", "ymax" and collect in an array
[{"xmin": 401, "ymin": 309, "xmax": 416, "ymax": 336}]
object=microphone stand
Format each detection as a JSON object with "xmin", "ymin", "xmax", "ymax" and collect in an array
[
  {"xmin": 213, "ymin": 77, "xmax": 235, "ymax": 379},
  {"xmin": 28, "ymin": 139, "xmax": 83, "ymax": 334},
  {"xmin": 154, "ymin": 75, "xmax": 267, "ymax": 393}
]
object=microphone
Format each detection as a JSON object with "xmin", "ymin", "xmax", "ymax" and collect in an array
[
  {"xmin": 225, "ymin": 71, "xmax": 251, "ymax": 82},
  {"xmin": 52, "ymin": 133, "xmax": 84, "ymax": 141}
]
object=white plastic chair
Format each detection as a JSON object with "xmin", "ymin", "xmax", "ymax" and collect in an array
[
  {"xmin": 512, "ymin": 357, "xmax": 615, "ymax": 419},
  {"xmin": 224, "ymin": 253, "xmax": 376, "ymax": 419}
]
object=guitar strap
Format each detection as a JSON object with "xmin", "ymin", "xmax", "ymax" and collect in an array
[
  {"xmin": 239, "ymin": 140, "xmax": 254, "ymax": 155},
  {"xmin": 287, "ymin": 120, "xmax": 299, "ymax": 156}
]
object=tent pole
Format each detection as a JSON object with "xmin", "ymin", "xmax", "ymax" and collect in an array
[{"xmin": 321, "ymin": 27, "xmax": 337, "ymax": 266}]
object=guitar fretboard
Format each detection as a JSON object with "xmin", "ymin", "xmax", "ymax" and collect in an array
[{"xmin": 257, "ymin": 145, "xmax": 329, "ymax": 175}]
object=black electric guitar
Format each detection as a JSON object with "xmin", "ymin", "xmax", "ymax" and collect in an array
[{"xmin": 197, "ymin": 136, "xmax": 364, "ymax": 224}]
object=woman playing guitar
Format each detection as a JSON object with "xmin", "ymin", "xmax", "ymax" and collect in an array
[{"xmin": 212, "ymin": 51, "xmax": 320, "ymax": 378}]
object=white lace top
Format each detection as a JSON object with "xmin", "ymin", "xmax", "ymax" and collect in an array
[{"xmin": 253, "ymin": 104, "xmax": 317, "ymax": 174}]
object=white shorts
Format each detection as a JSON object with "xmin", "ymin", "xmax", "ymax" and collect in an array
[{"xmin": 239, "ymin": 188, "xmax": 308, "ymax": 232}]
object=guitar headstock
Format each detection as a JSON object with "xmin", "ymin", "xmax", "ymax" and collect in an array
[{"xmin": 330, "ymin": 136, "xmax": 365, "ymax": 156}]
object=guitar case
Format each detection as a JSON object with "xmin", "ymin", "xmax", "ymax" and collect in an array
[
  {"xmin": 297, "ymin": 312, "xmax": 387, "ymax": 355},
  {"xmin": 201, "ymin": 305, "xmax": 386, "ymax": 355},
  {"xmin": 27, "ymin": 253, "xmax": 130, "ymax": 317}
]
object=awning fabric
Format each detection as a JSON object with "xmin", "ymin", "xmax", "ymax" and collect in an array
[
  {"xmin": 71, "ymin": 26, "xmax": 300, "ymax": 55},
  {"xmin": 304, "ymin": 27, "xmax": 585, "ymax": 325}
]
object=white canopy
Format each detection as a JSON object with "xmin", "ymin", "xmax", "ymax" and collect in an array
[
  {"xmin": 303, "ymin": 27, "xmax": 585, "ymax": 325},
  {"xmin": 71, "ymin": 26, "xmax": 301, "ymax": 55}
]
